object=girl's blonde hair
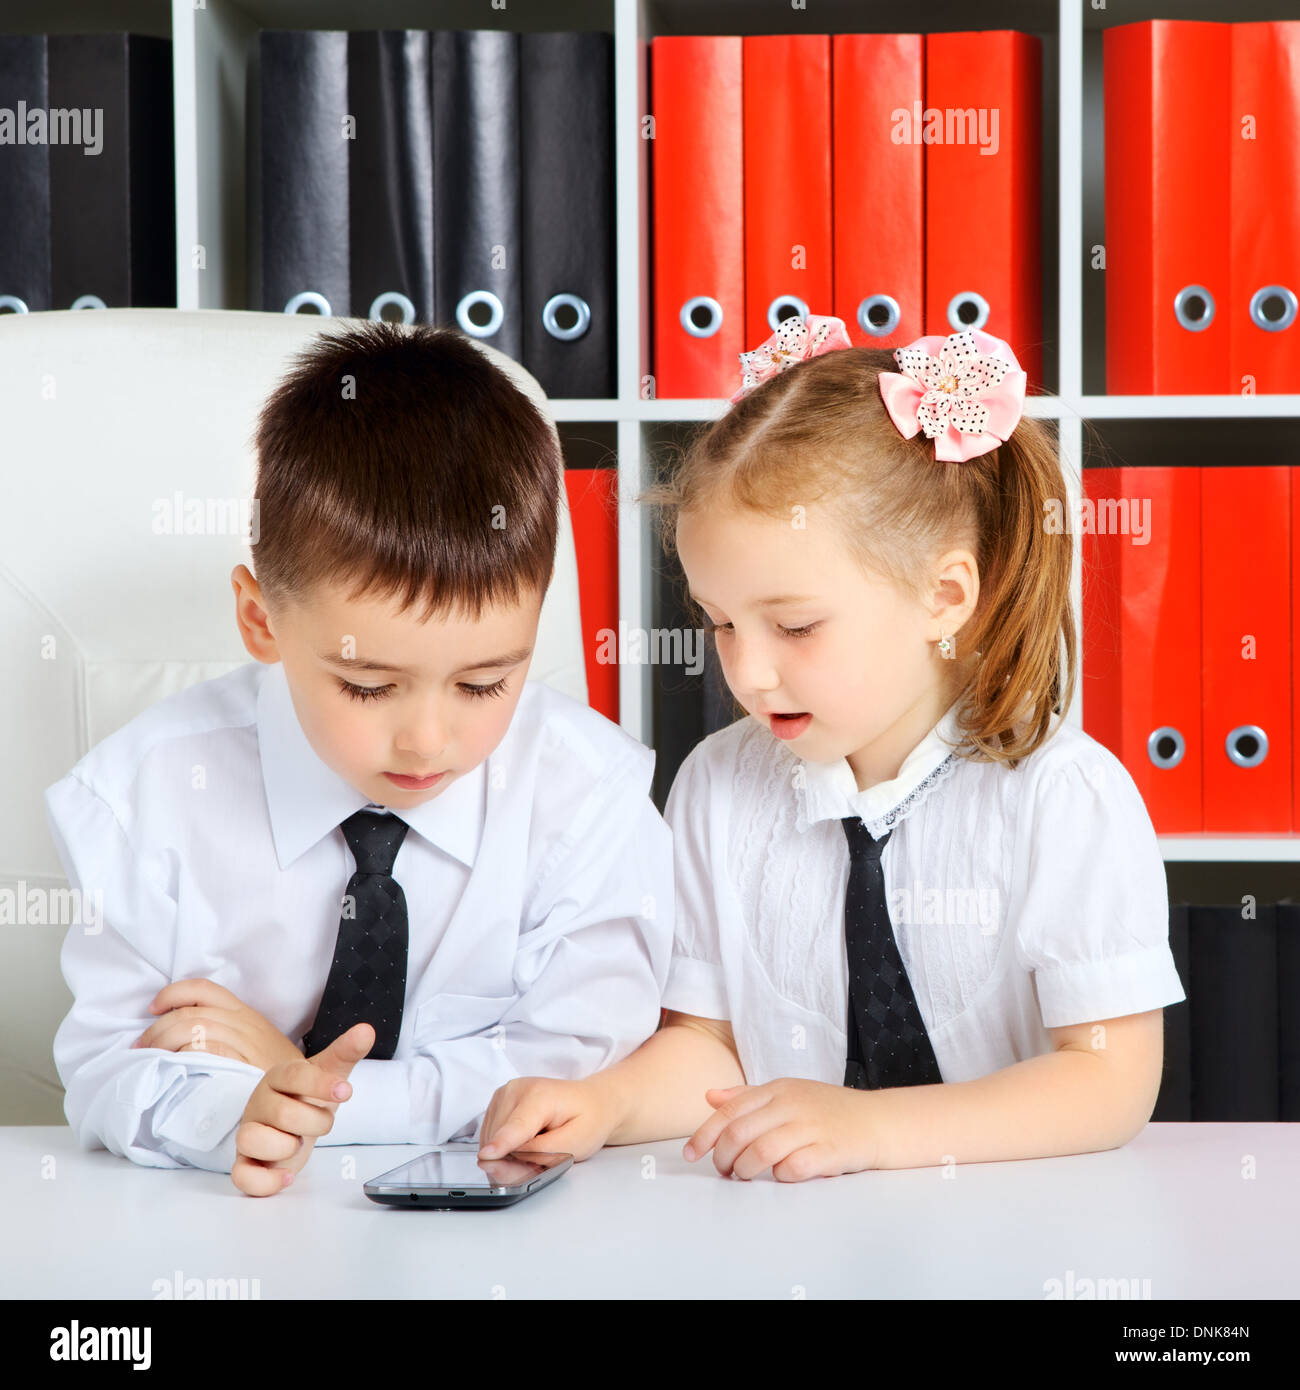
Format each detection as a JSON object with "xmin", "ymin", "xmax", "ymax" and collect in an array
[{"xmin": 639, "ymin": 345, "xmax": 1076, "ymax": 769}]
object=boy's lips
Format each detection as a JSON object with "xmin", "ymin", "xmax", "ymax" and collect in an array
[{"xmin": 384, "ymin": 770, "xmax": 447, "ymax": 789}]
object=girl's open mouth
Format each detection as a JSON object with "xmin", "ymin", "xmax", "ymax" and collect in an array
[{"xmin": 768, "ymin": 712, "xmax": 812, "ymax": 741}]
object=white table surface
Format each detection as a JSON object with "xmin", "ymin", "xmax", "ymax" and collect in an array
[{"xmin": 3, "ymin": 1123, "xmax": 1297, "ymax": 1299}]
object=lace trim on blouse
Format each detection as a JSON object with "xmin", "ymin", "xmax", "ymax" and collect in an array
[
  {"xmin": 858, "ymin": 750, "xmax": 962, "ymax": 838},
  {"xmin": 790, "ymin": 743, "xmax": 965, "ymax": 838}
]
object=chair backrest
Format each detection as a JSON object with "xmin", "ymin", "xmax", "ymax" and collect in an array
[{"xmin": 0, "ymin": 308, "xmax": 587, "ymax": 1123}]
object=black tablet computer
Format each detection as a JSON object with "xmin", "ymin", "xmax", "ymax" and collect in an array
[{"xmin": 363, "ymin": 1143, "xmax": 573, "ymax": 1209}]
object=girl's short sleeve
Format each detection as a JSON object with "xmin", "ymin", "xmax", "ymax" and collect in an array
[
  {"xmin": 1011, "ymin": 744, "xmax": 1187, "ymax": 1029},
  {"xmin": 660, "ymin": 741, "xmax": 731, "ymax": 1020}
]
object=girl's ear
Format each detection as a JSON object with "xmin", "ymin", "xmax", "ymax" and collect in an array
[{"xmin": 929, "ymin": 549, "xmax": 979, "ymax": 638}]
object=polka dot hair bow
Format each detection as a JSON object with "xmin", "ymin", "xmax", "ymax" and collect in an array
[
  {"xmin": 729, "ymin": 313, "xmax": 852, "ymax": 403},
  {"xmin": 878, "ymin": 329, "xmax": 1027, "ymax": 462}
]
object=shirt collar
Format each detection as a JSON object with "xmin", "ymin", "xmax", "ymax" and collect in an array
[
  {"xmin": 256, "ymin": 661, "xmax": 485, "ymax": 871},
  {"xmin": 795, "ymin": 696, "xmax": 966, "ymax": 831}
]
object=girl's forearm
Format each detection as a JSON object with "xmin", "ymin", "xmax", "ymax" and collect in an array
[
  {"xmin": 595, "ymin": 1020, "xmax": 747, "ymax": 1147},
  {"xmin": 867, "ymin": 1047, "xmax": 1149, "ymax": 1170}
]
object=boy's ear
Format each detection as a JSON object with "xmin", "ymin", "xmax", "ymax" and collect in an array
[{"xmin": 231, "ymin": 564, "xmax": 282, "ymax": 663}]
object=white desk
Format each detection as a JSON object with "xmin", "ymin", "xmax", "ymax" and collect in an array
[{"xmin": 3, "ymin": 1124, "xmax": 1297, "ymax": 1299}]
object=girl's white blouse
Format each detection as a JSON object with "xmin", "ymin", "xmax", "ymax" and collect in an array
[{"xmin": 661, "ymin": 700, "xmax": 1187, "ymax": 1086}]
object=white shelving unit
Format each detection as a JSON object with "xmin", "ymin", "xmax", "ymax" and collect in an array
[{"xmin": 6, "ymin": 0, "xmax": 1297, "ymax": 859}]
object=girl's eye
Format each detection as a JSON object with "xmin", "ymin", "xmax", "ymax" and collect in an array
[
  {"xmin": 702, "ymin": 619, "xmax": 819, "ymax": 638},
  {"xmin": 338, "ymin": 679, "xmax": 394, "ymax": 703},
  {"xmin": 459, "ymin": 676, "xmax": 509, "ymax": 700}
]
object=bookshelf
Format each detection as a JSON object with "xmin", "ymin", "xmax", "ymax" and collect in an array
[{"xmin": 3, "ymin": 0, "xmax": 1297, "ymax": 861}]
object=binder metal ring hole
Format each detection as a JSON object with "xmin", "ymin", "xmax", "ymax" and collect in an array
[
  {"xmin": 766, "ymin": 295, "xmax": 809, "ymax": 333},
  {"xmin": 1249, "ymin": 285, "xmax": 1297, "ymax": 333},
  {"xmin": 1226, "ymin": 724, "xmax": 1268, "ymax": 769},
  {"xmin": 946, "ymin": 291, "xmax": 990, "ymax": 332},
  {"xmin": 1173, "ymin": 285, "xmax": 1214, "ymax": 332},
  {"xmin": 283, "ymin": 291, "xmax": 332, "ymax": 316},
  {"xmin": 369, "ymin": 291, "xmax": 416, "ymax": 325},
  {"xmin": 542, "ymin": 293, "xmax": 591, "ymax": 342},
  {"xmin": 680, "ymin": 295, "xmax": 723, "ymax": 339},
  {"xmin": 858, "ymin": 295, "xmax": 900, "ymax": 338},
  {"xmin": 70, "ymin": 295, "xmax": 107, "ymax": 311},
  {"xmin": 0, "ymin": 295, "xmax": 28, "ymax": 314},
  {"xmin": 455, "ymin": 290, "xmax": 504, "ymax": 339},
  {"xmin": 1147, "ymin": 726, "xmax": 1185, "ymax": 770}
]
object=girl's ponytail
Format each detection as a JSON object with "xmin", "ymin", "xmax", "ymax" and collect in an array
[{"xmin": 953, "ymin": 421, "xmax": 1077, "ymax": 768}]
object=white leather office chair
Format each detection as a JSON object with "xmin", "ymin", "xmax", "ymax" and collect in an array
[{"xmin": 0, "ymin": 308, "xmax": 587, "ymax": 1124}]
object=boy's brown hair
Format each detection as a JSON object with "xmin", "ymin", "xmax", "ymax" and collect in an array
[
  {"xmin": 251, "ymin": 321, "xmax": 560, "ymax": 621},
  {"xmin": 641, "ymin": 345, "xmax": 1076, "ymax": 769}
]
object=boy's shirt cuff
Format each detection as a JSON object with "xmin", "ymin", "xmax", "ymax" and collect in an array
[
  {"xmin": 317, "ymin": 1057, "xmax": 413, "ymax": 1147},
  {"xmin": 149, "ymin": 1064, "xmax": 264, "ymax": 1171}
]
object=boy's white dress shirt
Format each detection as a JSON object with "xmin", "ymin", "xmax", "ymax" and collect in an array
[{"xmin": 47, "ymin": 661, "xmax": 672, "ymax": 1172}]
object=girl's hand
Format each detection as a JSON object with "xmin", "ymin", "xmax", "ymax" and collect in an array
[
  {"xmin": 684, "ymin": 1078, "xmax": 882, "ymax": 1182},
  {"xmin": 478, "ymin": 1073, "xmax": 626, "ymax": 1162},
  {"xmin": 132, "ymin": 978, "xmax": 304, "ymax": 1073}
]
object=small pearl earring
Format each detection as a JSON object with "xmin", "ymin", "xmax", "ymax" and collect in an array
[{"xmin": 938, "ymin": 632, "xmax": 956, "ymax": 660}]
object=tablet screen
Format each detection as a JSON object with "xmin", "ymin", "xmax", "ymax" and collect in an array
[{"xmin": 370, "ymin": 1145, "xmax": 568, "ymax": 1192}]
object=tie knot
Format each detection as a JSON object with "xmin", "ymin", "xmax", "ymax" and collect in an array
[
  {"xmin": 841, "ymin": 815, "xmax": 891, "ymax": 863},
  {"xmin": 341, "ymin": 809, "xmax": 409, "ymax": 875}
]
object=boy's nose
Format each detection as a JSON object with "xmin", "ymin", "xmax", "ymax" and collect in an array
[{"xmin": 393, "ymin": 719, "xmax": 449, "ymax": 764}]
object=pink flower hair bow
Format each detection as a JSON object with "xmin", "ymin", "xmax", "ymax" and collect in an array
[
  {"xmin": 729, "ymin": 313, "xmax": 852, "ymax": 403},
  {"xmin": 878, "ymin": 329, "xmax": 1027, "ymax": 462}
]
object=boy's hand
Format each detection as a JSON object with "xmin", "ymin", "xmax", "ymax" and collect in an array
[
  {"xmin": 132, "ymin": 979, "xmax": 303, "ymax": 1072},
  {"xmin": 478, "ymin": 1073, "xmax": 625, "ymax": 1162},
  {"xmin": 683, "ymin": 1078, "xmax": 883, "ymax": 1182},
  {"xmin": 231, "ymin": 1022, "xmax": 374, "ymax": 1197}
]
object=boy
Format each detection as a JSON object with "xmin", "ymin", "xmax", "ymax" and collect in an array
[{"xmin": 46, "ymin": 322, "xmax": 672, "ymax": 1197}]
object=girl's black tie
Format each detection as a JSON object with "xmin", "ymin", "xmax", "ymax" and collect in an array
[{"xmin": 840, "ymin": 816, "xmax": 943, "ymax": 1089}]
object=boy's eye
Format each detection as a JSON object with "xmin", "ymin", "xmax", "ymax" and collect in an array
[
  {"xmin": 339, "ymin": 676, "xmax": 511, "ymax": 702},
  {"xmin": 458, "ymin": 676, "xmax": 509, "ymax": 700},
  {"xmin": 338, "ymin": 678, "xmax": 394, "ymax": 702}
]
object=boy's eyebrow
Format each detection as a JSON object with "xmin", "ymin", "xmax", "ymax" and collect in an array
[
  {"xmin": 688, "ymin": 592, "xmax": 819, "ymax": 608},
  {"xmin": 319, "ymin": 647, "xmax": 534, "ymax": 677}
]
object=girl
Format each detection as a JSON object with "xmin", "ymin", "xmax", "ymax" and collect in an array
[{"xmin": 478, "ymin": 315, "xmax": 1186, "ymax": 1181}]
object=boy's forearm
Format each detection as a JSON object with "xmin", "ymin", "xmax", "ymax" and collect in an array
[
  {"xmin": 867, "ymin": 1047, "xmax": 1149, "ymax": 1170},
  {"xmin": 597, "ymin": 1021, "xmax": 746, "ymax": 1147}
]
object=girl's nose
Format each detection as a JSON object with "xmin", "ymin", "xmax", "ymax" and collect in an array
[{"xmin": 727, "ymin": 632, "xmax": 780, "ymax": 697}]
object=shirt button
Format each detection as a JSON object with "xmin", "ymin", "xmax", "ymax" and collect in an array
[{"xmin": 197, "ymin": 1116, "xmax": 213, "ymax": 1135}]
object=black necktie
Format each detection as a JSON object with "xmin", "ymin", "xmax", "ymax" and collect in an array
[
  {"xmin": 302, "ymin": 809, "xmax": 410, "ymax": 1060},
  {"xmin": 841, "ymin": 816, "xmax": 943, "ymax": 1090}
]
